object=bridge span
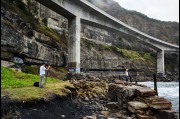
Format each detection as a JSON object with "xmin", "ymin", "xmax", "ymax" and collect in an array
[{"xmin": 35, "ymin": 0, "xmax": 179, "ymax": 75}]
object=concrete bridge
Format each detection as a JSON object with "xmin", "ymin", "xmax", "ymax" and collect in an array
[{"xmin": 35, "ymin": 0, "xmax": 179, "ymax": 75}]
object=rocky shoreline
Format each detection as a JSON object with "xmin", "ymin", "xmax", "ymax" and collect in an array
[{"xmin": 2, "ymin": 73, "xmax": 179, "ymax": 119}]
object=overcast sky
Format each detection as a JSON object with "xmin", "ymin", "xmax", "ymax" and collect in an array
[{"xmin": 114, "ymin": 0, "xmax": 179, "ymax": 22}]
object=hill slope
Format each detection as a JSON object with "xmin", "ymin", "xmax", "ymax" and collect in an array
[{"xmin": 87, "ymin": 0, "xmax": 179, "ymax": 45}]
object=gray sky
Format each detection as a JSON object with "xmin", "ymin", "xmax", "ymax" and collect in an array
[{"xmin": 114, "ymin": 0, "xmax": 179, "ymax": 22}]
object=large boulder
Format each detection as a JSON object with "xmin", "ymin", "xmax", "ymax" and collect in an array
[{"xmin": 108, "ymin": 84, "xmax": 139, "ymax": 109}]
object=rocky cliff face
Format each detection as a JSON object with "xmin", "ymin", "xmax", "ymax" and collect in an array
[
  {"xmin": 1, "ymin": 8, "xmax": 66, "ymax": 67},
  {"xmin": 80, "ymin": 38, "xmax": 156, "ymax": 80}
]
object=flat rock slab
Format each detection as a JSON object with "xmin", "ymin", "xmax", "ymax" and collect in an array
[
  {"xmin": 144, "ymin": 96, "xmax": 172, "ymax": 109},
  {"xmin": 124, "ymin": 85, "xmax": 156, "ymax": 97},
  {"xmin": 136, "ymin": 87, "xmax": 156, "ymax": 97},
  {"xmin": 128, "ymin": 101, "xmax": 148, "ymax": 113}
]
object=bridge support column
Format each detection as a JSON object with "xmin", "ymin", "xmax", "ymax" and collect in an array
[
  {"xmin": 68, "ymin": 17, "xmax": 81, "ymax": 73},
  {"xmin": 157, "ymin": 50, "xmax": 165, "ymax": 76}
]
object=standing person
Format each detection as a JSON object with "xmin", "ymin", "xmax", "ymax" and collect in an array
[
  {"xmin": 125, "ymin": 69, "xmax": 129, "ymax": 82},
  {"xmin": 39, "ymin": 62, "xmax": 50, "ymax": 88}
]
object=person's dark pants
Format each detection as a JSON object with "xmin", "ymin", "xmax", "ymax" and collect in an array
[{"xmin": 125, "ymin": 76, "xmax": 128, "ymax": 82}]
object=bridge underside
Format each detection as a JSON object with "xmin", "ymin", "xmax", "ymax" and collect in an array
[{"xmin": 35, "ymin": 0, "xmax": 179, "ymax": 75}]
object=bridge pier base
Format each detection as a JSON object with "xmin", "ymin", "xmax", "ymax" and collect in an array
[
  {"xmin": 157, "ymin": 50, "xmax": 165, "ymax": 76},
  {"xmin": 67, "ymin": 17, "xmax": 81, "ymax": 73}
]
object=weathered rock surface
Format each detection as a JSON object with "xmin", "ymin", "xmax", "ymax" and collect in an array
[
  {"xmin": 136, "ymin": 87, "xmax": 156, "ymax": 97},
  {"xmin": 143, "ymin": 96, "xmax": 172, "ymax": 110},
  {"xmin": 128, "ymin": 101, "xmax": 148, "ymax": 113},
  {"xmin": 70, "ymin": 79, "xmax": 108, "ymax": 100},
  {"xmin": 107, "ymin": 81, "xmax": 176, "ymax": 119},
  {"xmin": 1, "ymin": 8, "xmax": 66, "ymax": 67}
]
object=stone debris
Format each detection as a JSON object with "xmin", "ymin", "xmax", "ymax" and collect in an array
[{"xmin": 41, "ymin": 73, "xmax": 176, "ymax": 119}]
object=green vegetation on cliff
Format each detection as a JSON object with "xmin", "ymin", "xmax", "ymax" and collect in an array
[{"xmin": 82, "ymin": 38, "xmax": 155, "ymax": 62}]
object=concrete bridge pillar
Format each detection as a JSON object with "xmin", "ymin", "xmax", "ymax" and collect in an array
[
  {"xmin": 157, "ymin": 50, "xmax": 165, "ymax": 75},
  {"xmin": 68, "ymin": 17, "xmax": 81, "ymax": 72}
]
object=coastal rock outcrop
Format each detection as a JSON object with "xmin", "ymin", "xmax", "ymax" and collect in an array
[{"xmin": 108, "ymin": 81, "xmax": 176, "ymax": 119}]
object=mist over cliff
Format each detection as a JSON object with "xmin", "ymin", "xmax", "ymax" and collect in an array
[{"xmin": 87, "ymin": 0, "xmax": 179, "ymax": 45}]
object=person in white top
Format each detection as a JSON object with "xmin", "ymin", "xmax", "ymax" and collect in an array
[
  {"xmin": 125, "ymin": 69, "xmax": 129, "ymax": 82},
  {"xmin": 39, "ymin": 62, "xmax": 50, "ymax": 88}
]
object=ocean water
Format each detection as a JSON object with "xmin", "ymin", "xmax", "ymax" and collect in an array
[{"xmin": 138, "ymin": 81, "xmax": 179, "ymax": 112}]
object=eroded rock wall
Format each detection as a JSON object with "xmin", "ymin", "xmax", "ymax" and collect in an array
[{"xmin": 1, "ymin": 8, "xmax": 66, "ymax": 67}]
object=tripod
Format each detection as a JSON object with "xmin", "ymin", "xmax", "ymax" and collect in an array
[{"xmin": 44, "ymin": 69, "xmax": 56, "ymax": 88}]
